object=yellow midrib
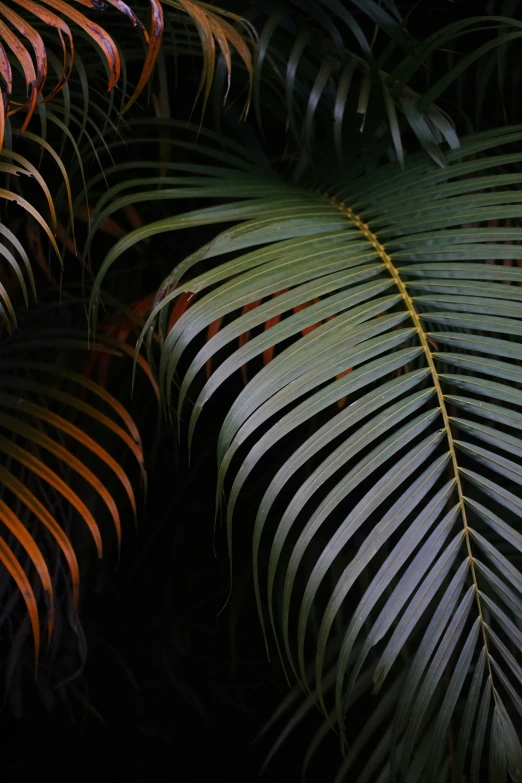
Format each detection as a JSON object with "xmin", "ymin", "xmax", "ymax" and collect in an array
[{"xmin": 331, "ymin": 195, "xmax": 497, "ymax": 702}]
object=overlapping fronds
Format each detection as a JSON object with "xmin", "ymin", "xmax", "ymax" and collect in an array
[
  {"xmin": 0, "ymin": 0, "xmax": 164, "ymax": 150},
  {"xmin": 0, "ymin": 0, "xmax": 256, "ymax": 152},
  {"xmin": 0, "ymin": 0, "xmax": 256, "ymax": 687},
  {"xmin": 159, "ymin": 0, "xmax": 255, "ymax": 117},
  {"xmin": 0, "ymin": 329, "xmax": 144, "ymax": 668},
  {"xmin": 0, "ymin": 0, "xmax": 256, "ymax": 344},
  {"xmin": 90, "ymin": 120, "xmax": 522, "ymax": 780},
  {"xmin": 246, "ymin": 1, "xmax": 522, "ymax": 169}
]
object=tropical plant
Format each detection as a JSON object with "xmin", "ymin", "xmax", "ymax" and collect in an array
[
  {"xmin": 0, "ymin": 0, "xmax": 256, "ymax": 710},
  {"xmin": 4, "ymin": 0, "xmax": 522, "ymax": 779},
  {"xmin": 85, "ymin": 2, "xmax": 522, "ymax": 780}
]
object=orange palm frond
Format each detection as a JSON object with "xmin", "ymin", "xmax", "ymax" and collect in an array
[
  {"xmin": 0, "ymin": 333, "xmax": 145, "ymax": 666},
  {"xmin": 0, "ymin": 0, "xmax": 163, "ymax": 146},
  {"xmin": 162, "ymin": 0, "xmax": 255, "ymax": 118},
  {"xmin": 0, "ymin": 0, "xmax": 256, "ymax": 146}
]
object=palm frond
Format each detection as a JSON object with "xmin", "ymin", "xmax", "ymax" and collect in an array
[
  {"xmin": 243, "ymin": 3, "xmax": 522, "ymax": 171},
  {"xmin": 91, "ymin": 119, "xmax": 522, "ymax": 779},
  {"xmin": 0, "ymin": 329, "xmax": 144, "ymax": 670},
  {"xmin": 0, "ymin": 0, "xmax": 256, "ymax": 327}
]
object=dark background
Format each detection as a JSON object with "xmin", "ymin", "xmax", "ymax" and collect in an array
[{"xmin": 1, "ymin": 1, "xmax": 517, "ymax": 780}]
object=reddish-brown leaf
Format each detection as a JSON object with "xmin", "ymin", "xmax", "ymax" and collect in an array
[
  {"xmin": 16, "ymin": 399, "xmax": 137, "ymax": 518},
  {"xmin": 205, "ymin": 316, "xmax": 224, "ymax": 378},
  {"xmin": 38, "ymin": 0, "xmax": 120, "ymax": 90},
  {"xmin": 13, "ymin": 0, "xmax": 73, "ymax": 96},
  {"xmin": 0, "ymin": 87, "xmax": 4, "ymax": 152},
  {"xmin": 73, "ymin": 0, "xmax": 146, "ymax": 37},
  {"xmin": 0, "ymin": 464, "xmax": 81, "ymax": 611},
  {"xmin": 0, "ymin": 40, "xmax": 12, "ymax": 93},
  {"xmin": 168, "ymin": 291, "xmax": 195, "ymax": 331},
  {"xmin": 0, "ymin": 498, "xmax": 54, "ymax": 640},
  {"xmin": 262, "ymin": 290, "xmax": 287, "ymax": 365},
  {"xmin": 238, "ymin": 298, "xmax": 262, "ymax": 385},
  {"xmin": 0, "ymin": 2, "xmax": 47, "ymax": 93},
  {"xmin": 122, "ymin": 0, "xmax": 163, "ymax": 114},
  {"xmin": 0, "ymin": 19, "xmax": 37, "ymax": 130},
  {"xmin": 0, "ymin": 414, "xmax": 122, "ymax": 549},
  {"xmin": 0, "ymin": 435, "xmax": 103, "ymax": 557},
  {"xmin": 0, "ymin": 535, "xmax": 40, "ymax": 663}
]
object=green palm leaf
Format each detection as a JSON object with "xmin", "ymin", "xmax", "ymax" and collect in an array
[
  {"xmin": 233, "ymin": 1, "xmax": 522, "ymax": 174},
  {"xmin": 91, "ymin": 118, "xmax": 522, "ymax": 779}
]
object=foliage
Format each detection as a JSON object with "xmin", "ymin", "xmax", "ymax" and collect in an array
[
  {"xmin": 0, "ymin": 0, "xmax": 255, "ymax": 709},
  {"xmin": 92, "ymin": 112, "xmax": 522, "ymax": 781},
  {"xmin": 3, "ymin": 0, "xmax": 522, "ymax": 780}
]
